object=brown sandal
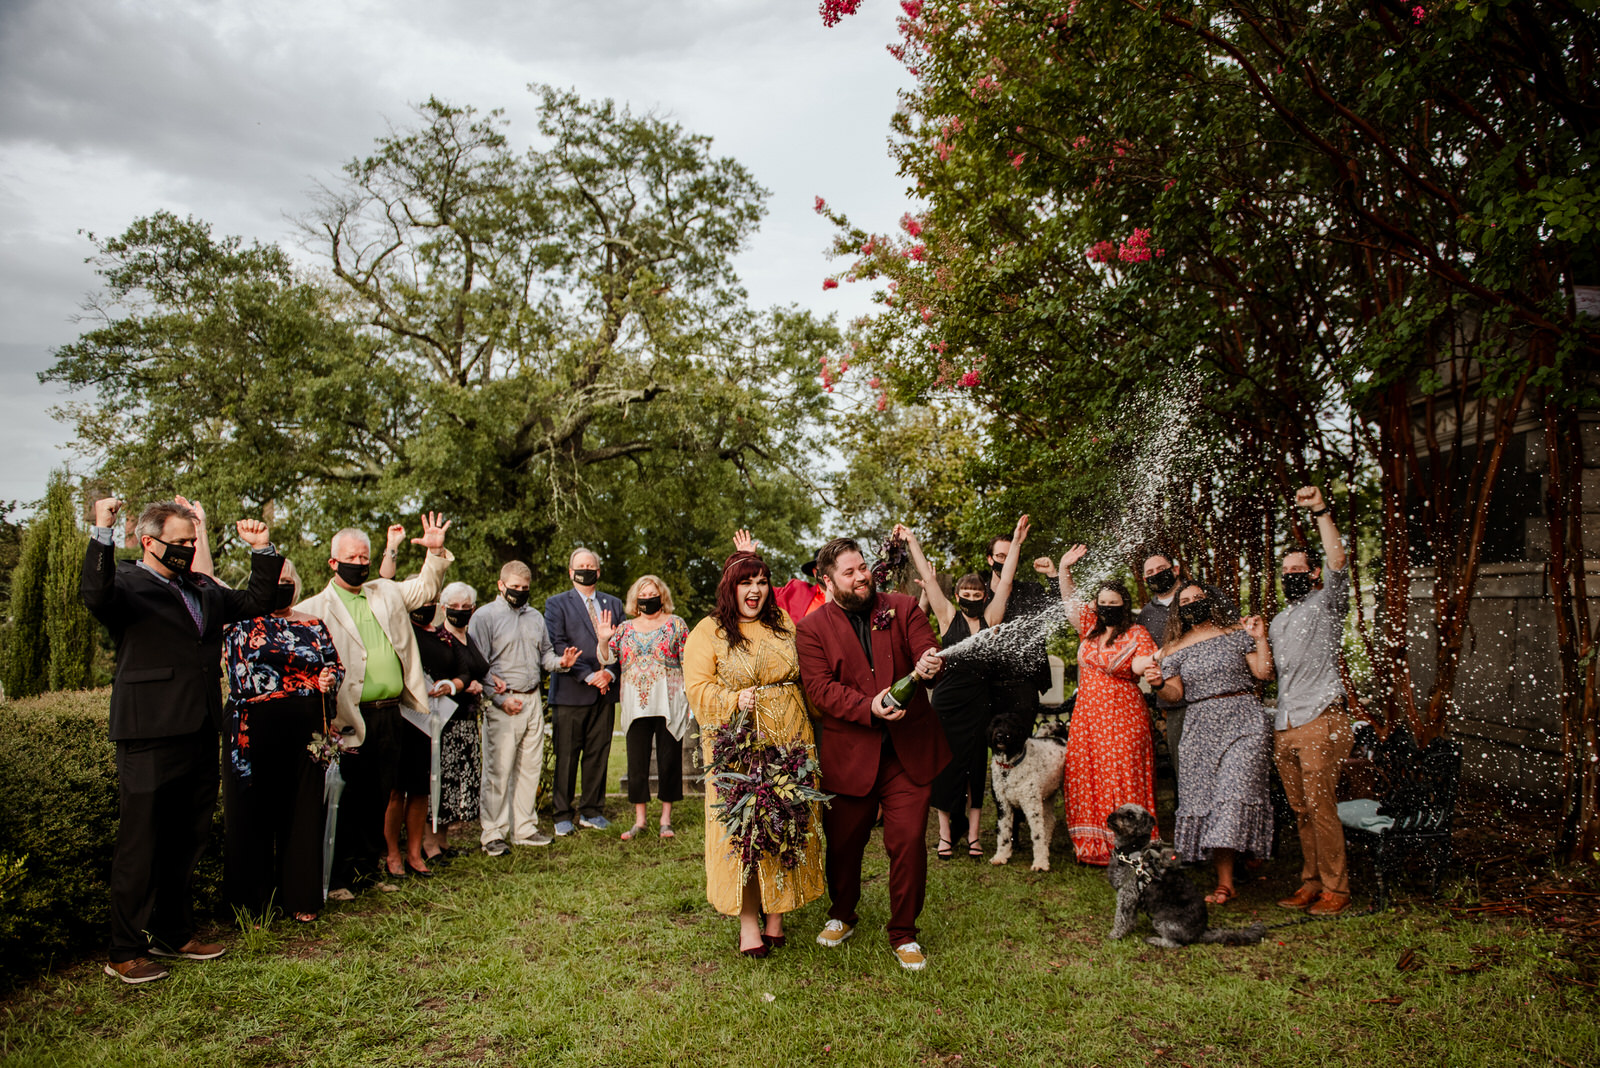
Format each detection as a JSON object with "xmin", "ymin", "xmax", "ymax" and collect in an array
[{"xmin": 1205, "ymin": 885, "xmax": 1237, "ymax": 906}]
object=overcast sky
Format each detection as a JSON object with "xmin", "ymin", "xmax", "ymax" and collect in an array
[{"xmin": 0, "ymin": 0, "xmax": 913, "ymax": 504}]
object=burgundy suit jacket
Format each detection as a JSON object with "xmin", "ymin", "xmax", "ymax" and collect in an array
[{"xmin": 795, "ymin": 592, "xmax": 952, "ymax": 797}]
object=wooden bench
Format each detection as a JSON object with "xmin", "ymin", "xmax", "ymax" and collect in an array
[{"xmin": 1336, "ymin": 721, "xmax": 1463, "ymax": 910}]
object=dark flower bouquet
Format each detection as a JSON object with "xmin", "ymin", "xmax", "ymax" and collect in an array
[
  {"xmin": 706, "ymin": 708, "xmax": 832, "ymax": 883},
  {"xmin": 871, "ymin": 530, "xmax": 910, "ymax": 587}
]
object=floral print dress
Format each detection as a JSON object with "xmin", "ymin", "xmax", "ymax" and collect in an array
[
  {"xmin": 1063, "ymin": 602, "xmax": 1159, "ymax": 865},
  {"xmin": 607, "ymin": 615, "xmax": 691, "ymax": 739},
  {"xmin": 224, "ymin": 614, "xmax": 344, "ymax": 782}
]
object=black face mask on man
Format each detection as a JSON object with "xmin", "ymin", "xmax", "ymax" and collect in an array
[
  {"xmin": 1282, "ymin": 572, "xmax": 1315, "ymax": 602},
  {"xmin": 335, "ymin": 560, "xmax": 370, "ymax": 587},
  {"xmin": 273, "ymin": 582, "xmax": 297, "ymax": 612},
  {"xmin": 1146, "ymin": 569, "xmax": 1178, "ymax": 595},
  {"xmin": 572, "ymin": 568, "xmax": 599, "ymax": 587},
  {"xmin": 1178, "ymin": 599, "xmax": 1213, "ymax": 628},
  {"xmin": 149, "ymin": 538, "xmax": 196, "ymax": 574},
  {"xmin": 636, "ymin": 596, "xmax": 663, "ymax": 616},
  {"xmin": 503, "ymin": 587, "xmax": 530, "ymax": 609},
  {"xmin": 989, "ymin": 559, "xmax": 1006, "ymax": 576},
  {"xmin": 410, "ymin": 606, "xmax": 436, "ymax": 627},
  {"xmin": 445, "ymin": 607, "xmax": 474, "ymax": 628}
]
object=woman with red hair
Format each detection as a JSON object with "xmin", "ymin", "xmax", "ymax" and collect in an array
[{"xmin": 683, "ymin": 549, "xmax": 826, "ymax": 957}]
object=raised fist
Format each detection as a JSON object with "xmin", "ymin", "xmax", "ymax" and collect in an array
[
  {"xmin": 93, "ymin": 498, "xmax": 124, "ymax": 529},
  {"xmin": 1295, "ymin": 486, "xmax": 1326, "ymax": 512},
  {"xmin": 236, "ymin": 518, "xmax": 271, "ymax": 550}
]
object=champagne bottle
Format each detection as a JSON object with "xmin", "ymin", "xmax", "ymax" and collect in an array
[{"xmin": 884, "ymin": 671, "xmax": 920, "ymax": 710}]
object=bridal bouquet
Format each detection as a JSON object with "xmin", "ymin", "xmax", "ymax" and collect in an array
[
  {"xmin": 706, "ymin": 709, "xmax": 832, "ymax": 883},
  {"xmin": 871, "ymin": 530, "xmax": 910, "ymax": 586}
]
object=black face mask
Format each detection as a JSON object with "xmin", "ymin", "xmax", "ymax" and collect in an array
[
  {"xmin": 1283, "ymin": 572, "xmax": 1315, "ymax": 602},
  {"xmin": 990, "ymin": 559, "xmax": 1005, "ymax": 576},
  {"xmin": 273, "ymin": 582, "xmax": 297, "ymax": 611},
  {"xmin": 637, "ymin": 596, "xmax": 663, "ymax": 616},
  {"xmin": 410, "ymin": 606, "xmax": 436, "ymax": 627},
  {"xmin": 1179, "ymin": 599, "xmax": 1212, "ymax": 627},
  {"xmin": 445, "ymin": 607, "xmax": 474, "ymax": 628},
  {"xmin": 150, "ymin": 538, "xmax": 196, "ymax": 574},
  {"xmin": 335, "ymin": 560, "xmax": 370, "ymax": 588},
  {"xmin": 1097, "ymin": 603, "xmax": 1129, "ymax": 628},
  {"xmin": 572, "ymin": 568, "xmax": 599, "ymax": 587},
  {"xmin": 957, "ymin": 597, "xmax": 986, "ymax": 618},
  {"xmin": 503, "ymin": 588, "xmax": 530, "ymax": 609},
  {"xmin": 1146, "ymin": 570, "xmax": 1177, "ymax": 595}
]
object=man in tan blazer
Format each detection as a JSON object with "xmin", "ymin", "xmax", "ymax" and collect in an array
[{"xmin": 297, "ymin": 512, "xmax": 453, "ymax": 893}]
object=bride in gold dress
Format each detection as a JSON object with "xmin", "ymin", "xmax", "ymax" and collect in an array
[{"xmin": 683, "ymin": 548, "xmax": 826, "ymax": 957}]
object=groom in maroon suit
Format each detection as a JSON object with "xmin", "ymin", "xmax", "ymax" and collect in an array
[{"xmin": 796, "ymin": 537, "xmax": 950, "ymax": 971}]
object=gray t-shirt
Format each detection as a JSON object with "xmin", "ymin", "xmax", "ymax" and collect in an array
[{"xmin": 1267, "ymin": 564, "xmax": 1349, "ymax": 730}]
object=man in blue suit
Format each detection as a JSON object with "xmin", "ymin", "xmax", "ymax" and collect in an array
[{"xmin": 544, "ymin": 547, "xmax": 624, "ymax": 836}]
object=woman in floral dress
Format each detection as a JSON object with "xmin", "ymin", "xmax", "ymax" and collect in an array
[
  {"xmin": 222, "ymin": 559, "xmax": 343, "ymax": 922},
  {"xmin": 683, "ymin": 550, "xmax": 825, "ymax": 956},
  {"xmin": 1056, "ymin": 544, "xmax": 1161, "ymax": 865},
  {"xmin": 1147, "ymin": 579, "xmax": 1275, "ymax": 905},
  {"xmin": 595, "ymin": 575, "xmax": 691, "ymax": 840}
]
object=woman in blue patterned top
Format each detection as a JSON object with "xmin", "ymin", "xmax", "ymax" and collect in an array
[{"xmin": 222, "ymin": 558, "xmax": 344, "ymax": 923}]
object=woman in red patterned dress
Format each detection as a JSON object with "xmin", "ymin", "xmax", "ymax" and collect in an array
[{"xmin": 1055, "ymin": 544, "xmax": 1160, "ymax": 865}]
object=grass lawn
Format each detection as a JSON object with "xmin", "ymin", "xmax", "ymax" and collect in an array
[{"xmin": 1, "ymin": 775, "xmax": 1595, "ymax": 1067}]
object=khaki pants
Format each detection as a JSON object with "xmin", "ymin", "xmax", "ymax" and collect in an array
[
  {"xmin": 1273, "ymin": 706, "xmax": 1353, "ymax": 896},
  {"xmin": 479, "ymin": 693, "xmax": 546, "ymax": 846}
]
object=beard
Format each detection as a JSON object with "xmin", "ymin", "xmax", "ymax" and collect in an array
[{"xmin": 832, "ymin": 578, "xmax": 876, "ymax": 612}]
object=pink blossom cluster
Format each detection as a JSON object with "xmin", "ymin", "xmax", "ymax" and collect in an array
[
  {"xmin": 904, "ymin": 244, "xmax": 927, "ymax": 262},
  {"xmin": 957, "ymin": 370, "xmax": 981, "ymax": 388},
  {"xmin": 823, "ymin": 277, "xmax": 840, "ymax": 290},
  {"xmin": 1086, "ymin": 240, "xmax": 1117, "ymax": 264},
  {"xmin": 814, "ymin": 195, "xmax": 828, "ymax": 214},
  {"xmin": 819, "ymin": 0, "xmax": 863, "ymax": 28},
  {"xmin": 1118, "ymin": 227, "xmax": 1164, "ymax": 262},
  {"xmin": 1411, "ymin": 5, "xmax": 1426, "ymax": 23},
  {"xmin": 901, "ymin": 0, "xmax": 923, "ymax": 17},
  {"xmin": 970, "ymin": 74, "xmax": 1001, "ymax": 101},
  {"xmin": 1010, "ymin": 151, "xmax": 1026, "ymax": 168},
  {"xmin": 900, "ymin": 212, "xmax": 923, "ymax": 237}
]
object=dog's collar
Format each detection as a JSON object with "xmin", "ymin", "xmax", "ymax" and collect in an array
[
  {"xmin": 994, "ymin": 757, "xmax": 1018, "ymax": 771},
  {"xmin": 1113, "ymin": 848, "xmax": 1157, "ymax": 892}
]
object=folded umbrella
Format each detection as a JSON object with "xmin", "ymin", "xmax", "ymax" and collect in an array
[{"xmin": 402, "ymin": 679, "xmax": 456, "ymax": 831}]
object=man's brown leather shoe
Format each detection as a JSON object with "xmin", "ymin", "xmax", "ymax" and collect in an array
[
  {"xmin": 149, "ymin": 939, "xmax": 226, "ymax": 961},
  {"xmin": 1277, "ymin": 884, "xmax": 1321, "ymax": 910},
  {"xmin": 1308, "ymin": 891, "xmax": 1353, "ymax": 917},
  {"xmin": 104, "ymin": 958, "xmax": 170, "ymax": 984}
]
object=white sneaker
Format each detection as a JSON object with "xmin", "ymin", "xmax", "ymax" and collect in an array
[
  {"xmin": 893, "ymin": 941, "xmax": 927, "ymax": 971},
  {"xmin": 815, "ymin": 919, "xmax": 855, "ymax": 948}
]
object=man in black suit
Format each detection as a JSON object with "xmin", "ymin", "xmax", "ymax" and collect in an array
[
  {"xmin": 543, "ymin": 547, "xmax": 625, "ymax": 836},
  {"xmin": 81, "ymin": 497, "xmax": 282, "ymax": 984}
]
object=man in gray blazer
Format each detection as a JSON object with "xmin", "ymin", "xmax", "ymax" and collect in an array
[{"xmin": 544, "ymin": 548, "xmax": 625, "ymax": 836}]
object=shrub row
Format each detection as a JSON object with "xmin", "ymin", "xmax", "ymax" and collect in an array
[{"xmin": 0, "ymin": 689, "xmax": 224, "ymax": 980}]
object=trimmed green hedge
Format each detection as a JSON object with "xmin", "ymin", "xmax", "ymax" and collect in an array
[{"xmin": 0, "ymin": 689, "xmax": 224, "ymax": 979}]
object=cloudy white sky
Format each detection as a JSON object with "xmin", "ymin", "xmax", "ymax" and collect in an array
[{"xmin": 0, "ymin": 0, "xmax": 914, "ymax": 504}]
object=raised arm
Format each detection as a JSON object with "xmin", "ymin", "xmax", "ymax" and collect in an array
[
  {"xmin": 986, "ymin": 513, "xmax": 1030, "ymax": 626},
  {"xmin": 82, "ymin": 497, "xmax": 126, "ymax": 625},
  {"xmin": 894, "ymin": 523, "xmax": 953, "ymax": 634},
  {"xmin": 395, "ymin": 513, "xmax": 453, "ymax": 610},
  {"xmin": 219, "ymin": 518, "xmax": 283, "ymax": 624},
  {"xmin": 1056, "ymin": 543, "xmax": 1088, "ymax": 615},
  {"xmin": 1242, "ymin": 616, "xmax": 1275, "ymax": 681},
  {"xmin": 173, "ymin": 496, "xmax": 215, "ymax": 579},
  {"xmin": 378, "ymin": 524, "xmax": 406, "ymax": 580},
  {"xmin": 1295, "ymin": 486, "xmax": 1347, "ymax": 573}
]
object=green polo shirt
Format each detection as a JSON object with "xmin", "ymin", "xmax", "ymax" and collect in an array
[{"xmin": 333, "ymin": 582, "xmax": 404, "ymax": 702}]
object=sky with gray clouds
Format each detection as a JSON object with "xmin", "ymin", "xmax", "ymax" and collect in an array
[{"xmin": 0, "ymin": 0, "xmax": 914, "ymax": 504}]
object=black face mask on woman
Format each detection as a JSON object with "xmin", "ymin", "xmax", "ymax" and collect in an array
[
  {"xmin": 636, "ymin": 596, "xmax": 663, "ymax": 616},
  {"xmin": 1282, "ymin": 572, "xmax": 1315, "ymax": 603},
  {"xmin": 273, "ymin": 582, "xmax": 297, "ymax": 612},
  {"xmin": 150, "ymin": 538, "xmax": 196, "ymax": 574},
  {"xmin": 957, "ymin": 596, "xmax": 986, "ymax": 618},
  {"xmin": 335, "ymin": 560, "xmax": 370, "ymax": 587},
  {"xmin": 1146, "ymin": 569, "xmax": 1178, "ymax": 595},
  {"xmin": 1179, "ymin": 599, "xmax": 1213, "ymax": 628},
  {"xmin": 410, "ymin": 606, "xmax": 436, "ymax": 627},
  {"xmin": 1097, "ymin": 602, "xmax": 1129, "ymax": 628},
  {"xmin": 445, "ymin": 607, "xmax": 474, "ymax": 628}
]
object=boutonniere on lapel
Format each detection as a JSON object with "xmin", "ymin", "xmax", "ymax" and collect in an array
[{"xmin": 872, "ymin": 606, "xmax": 896, "ymax": 631}]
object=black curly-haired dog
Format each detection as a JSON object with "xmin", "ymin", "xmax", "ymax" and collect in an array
[{"xmin": 1106, "ymin": 804, "xmax": 1266, "ymax": 948}]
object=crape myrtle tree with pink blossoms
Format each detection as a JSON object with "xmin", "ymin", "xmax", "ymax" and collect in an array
[
  {"xmin": 44, "ymin": 87, "xmax": 840, "ymax": 617},
  {"xmin": 818, "ymin": 0, "xmax": 1600, "ymax": 857}
]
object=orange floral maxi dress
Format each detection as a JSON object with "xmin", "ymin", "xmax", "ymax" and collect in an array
[
  {"xmin": 682, "ymin": 613, "xmax": 826, "ymax": 916},
  {"xmin": 1064, "ymin": 602, "xmax": 1159, "ymax": 865}
]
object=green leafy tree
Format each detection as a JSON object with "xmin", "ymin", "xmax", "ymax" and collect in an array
[
  {"xmin": 1, "ymin": 515, "xmax": 47, "ymax": 700},
  {"xmin": 42, "ymin": 474, "xmax": 93, "ymax": 691}
]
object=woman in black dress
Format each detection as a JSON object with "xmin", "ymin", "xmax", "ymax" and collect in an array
[
  {"xmin": 427, "ymin": 581, "xmax": 496, "ymax": 861},
  {"xmin": 392, "ymin": 600, "xmax": 473, "ymax": 877},
  {"xmin": 222, "ymin": 558, "xmax": 344, "ymax": 922},
  {"xmin": 898, "ymin": 516, "xmax": 1031, "ymax": 859}
]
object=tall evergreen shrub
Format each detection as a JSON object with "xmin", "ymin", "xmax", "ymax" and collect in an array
[
  {"xmin": 42, "ymin": 474, "xmax": 92, "ymax": 691},
  {"xmin": 1, "ymin": 517, "xmax": 47, "ymax": 700}
]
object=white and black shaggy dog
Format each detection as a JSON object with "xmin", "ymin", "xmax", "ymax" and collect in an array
[
  {"xmin": 988, "ymin": 713, "xmax": 1069, "ymax": 871},
  {"xmin": 1106, "ymin": 804, "xmax": 1266, "ymax": 948}
]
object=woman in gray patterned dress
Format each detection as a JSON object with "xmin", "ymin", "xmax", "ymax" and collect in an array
[{"xmin": 1146, "ymin": 580, "xmax": 1275, "ymax": 905}]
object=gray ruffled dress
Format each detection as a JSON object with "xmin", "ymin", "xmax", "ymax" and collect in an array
[{"xmin": 1162, "ymin": 628, "xmax": 1274, "ymax": 862}]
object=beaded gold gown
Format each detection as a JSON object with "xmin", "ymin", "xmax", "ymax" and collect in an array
[{"xmin": 682, "ymin": 612, "xmax": 826, "ymax": 916}]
